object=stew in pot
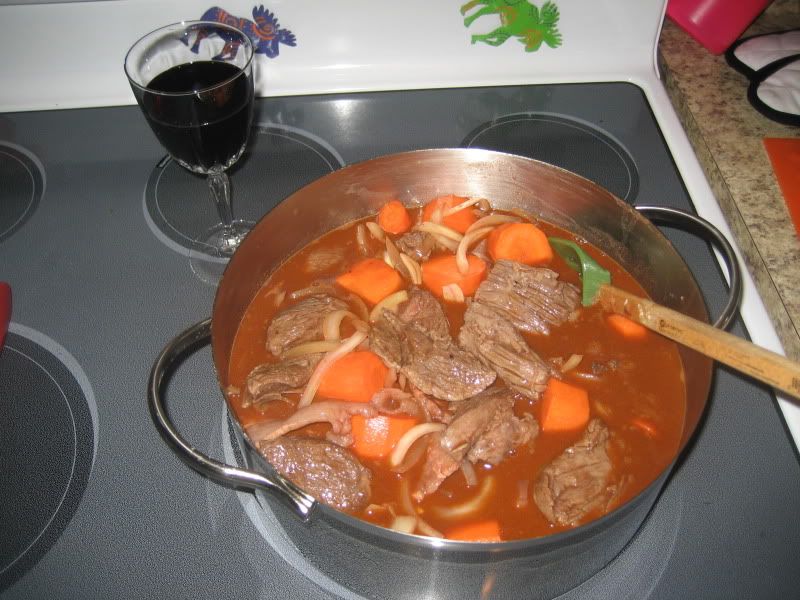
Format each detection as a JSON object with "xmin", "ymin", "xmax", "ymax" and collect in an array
[{"xmin": 226, "ymin": 196, "xmax": 686, "ymax": 542}]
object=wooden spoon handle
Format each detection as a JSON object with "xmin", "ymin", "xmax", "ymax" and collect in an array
[{"xmin": 596, "ymin": 285, "xmax": 800, "ymax": 399}]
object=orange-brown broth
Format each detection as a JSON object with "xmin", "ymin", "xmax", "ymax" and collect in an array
[{"xmin": 228, "ymin": 211, "xmax": 687, "ymax": 541}]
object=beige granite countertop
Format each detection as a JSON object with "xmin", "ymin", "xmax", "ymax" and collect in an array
[{"xmin": 659, "ymin": 0, "xmax": 800, "ymax": 359}]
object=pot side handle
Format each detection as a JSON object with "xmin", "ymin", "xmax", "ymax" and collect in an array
[
  {"xmin": 635, "ymin": 206, "xmax": 742, "ymax": 330},
  {"xmin": 147, "ymin": 318, "xmax": 317, "ymax": 521}
]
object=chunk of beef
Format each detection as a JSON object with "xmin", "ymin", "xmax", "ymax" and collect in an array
[
  {"xmin": 474, "ymin": 260, "xmax": 580, "ymax": 335},
  {"xmin": 399, "ymin": 317, "xmax": 495, "ymax": 401},
  {"xmin": 242, "ymin": 354, "xmax": 322, "ymax": 408},
  {"xmin": 397, "ymin": 288, "xmax": 451, "ymax": 342},
  {"xmin": 459, "ymin": 302, "xmax": 552, "ymax": 399},
  {"xmin": 368, "ymin": 311, "xmax": 404, "ymax": 370},
  {"xmin": 413, "ymin": 432, "xmax": 461, "ymax": 501},
  {"xmin": 443, "ymin": 387, "xmax": 538, "ymax": 464},
  {"xmin": 396, "ymin": 230, "xmax": 436, "ymax": 262},
  {"xmin": 413, "ymin": 388, "xmax": 538, "ymax": 500},
  {"xmin": 439, "ymin": 388, "xmax": 514, "ymax": 457},
  {"xmin": 369, "ymin": 290, "xmax": 495, "ymax": 402},
  {"xmin": 258, "ymin": 436, "xmax": 371, "ymax": 513},
  {"xmin": 465, "ymin": 407, "xmax": 538, "ymax": 465},
  {"xmin": 533, "ymin": 419, "xmax": 616, "ymax": 526},
  {"xmin": 266, "ymin": 295, "xmax": 348, "ymax": 356},
  {"xmin": 411, "ymin": 388, "xmax": 453, "ymax": 424},
  {"xmin": 369, "ymin": 288, "xmax": 450, "ymax": 366}
]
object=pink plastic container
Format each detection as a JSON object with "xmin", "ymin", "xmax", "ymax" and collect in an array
[{"xmin": 666, "ymin": 0, "xmax": 773, "ymax": 54}]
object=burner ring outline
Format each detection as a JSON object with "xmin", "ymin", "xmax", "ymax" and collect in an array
[{"xmin": 0, "ymin": 142, "xmax": 46, "ymax": 243}]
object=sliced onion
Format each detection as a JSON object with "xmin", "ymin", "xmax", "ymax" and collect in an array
[
  {"xmin": 509, "ymin": 207, "xmax": 535, "ymax": 221},
  {"xmin": 465, "ymin": 214, "xmax": 519, "ymax": 234},
  {"xmin": 399, "ymin": 253, "xmax": 422, "ymax": 285},
  {"xmin": 346, "ymin": 293, "xmax": 370, "ymax": 322},
  {"xmin": 282, "ymin": 340, "xmax": 341, "ymax": 358},
  {"xmin": 386, "ymin": 237, "xmax": 412, "ymax": 280},
  {"xmin": 365, "ymin": 503, "xmax": 392, "ymax": 517},
  {"xmin": 298, "ymin": 330, "xmax": 368, "ymax": 408},
  {"xmin": 389, "ymin": 422, "xmax": 446, "ymax": 467},
  {"xmin": 389, "ymin": 515, "xmax": 417, "ymax": 535},
  {"xmin": 356, "ymin": 223, "xmax": 370, "ymax": 256},
  {"xmin": 442, "ymin": 283, "xmax": 465, "ymax": 303},
  {"xmin": 560, "ymin": 353, "xmax": 584, "ymax": 373},
  {"xmin": 442, "ymin": 196, "xmax": 481, "ymax": 216},
  {"xmin": 322, "ymin": 310, "xmax": 366, "ymax": 341},
  {"xmin": 399, "ymin": 478, "xmax": 416, "ymax": 515},
  {"xmin": 455, "ymin": 226, "xmax": 493, "ymax": 274},
  {"xmin": 365, "ymin": 221, "xmax": 385, "ymax": 242},
  {"xmin": 392, "ymin": 436, "xmax": 427, "ymax": 473},
  {"xmin": 414, "ymin": 221, "xmax": 464, "ymax": 242},
  {"xmin": 369, "ymin": 290, "xmax": 409, "ymax": 323},
  {"xmin": 460, "ymin": 460, "xmax": 477, "ymax": 487},
  {"xmin": 432, "ymin": 475, "xmax": 496, "ymax": 519},
  {"xmin": 416, "ymin": 517, "xmax": 443, "ymax": 539},
  {"xmin": 431, "ymin": 234, "xmax": 460, "ymax": 252}
]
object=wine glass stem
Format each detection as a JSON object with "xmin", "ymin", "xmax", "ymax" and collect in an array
[{"xmin": 208, "ymin": 170, "xmax": 234, "ymax": 230}]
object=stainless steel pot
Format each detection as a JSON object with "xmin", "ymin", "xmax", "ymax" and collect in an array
[{"xmin": 148, "ymin": 149, "xmax": 741, "ymax": 599}]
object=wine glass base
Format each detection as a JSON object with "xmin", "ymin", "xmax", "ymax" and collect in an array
[{"xmin": 189, "ymin": 220, "xmax": 255, "ymax": 285}]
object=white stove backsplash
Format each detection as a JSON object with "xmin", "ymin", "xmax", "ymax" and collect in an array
[{"xmin": 0, "ymin": 0, "xmax": 666, "ymax": 112}]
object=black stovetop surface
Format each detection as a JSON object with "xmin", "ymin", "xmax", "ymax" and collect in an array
[{"xmin": 1, "ymin": 82, "xmax": 799, "ymax": 600}]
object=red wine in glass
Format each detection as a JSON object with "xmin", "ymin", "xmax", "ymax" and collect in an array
[
  {"xmin": 125, "ymin": 21, "xmax": 256, "ymax": 284},
  {"xmin": 142, "ymin": 61, "xmax": 253, "ymax": 173}
]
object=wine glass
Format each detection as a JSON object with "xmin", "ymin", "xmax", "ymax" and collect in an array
[{"xmin": 125, "ymin": 21, "xmax": 256, "ymax": 284}]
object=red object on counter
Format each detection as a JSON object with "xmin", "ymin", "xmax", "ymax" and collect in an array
[
  {"xmin": 764, "ymin": 138, "xmax": 800, "ymax": 238},
  {"xmin": 666, "ymin": 0, "xmax": 773, "ymax": 54},
  {"xmin": 0, "ymin": 282, "xmax": 10, "ymax": 350}
]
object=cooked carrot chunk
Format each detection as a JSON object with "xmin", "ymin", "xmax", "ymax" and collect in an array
[
  {"xmin": 336, "ymin": 258, "xmax": 404, "ymax": 305},
  {"xmin": 421, "ymin": 254, "xmax": 487, "ymax": 298},
  {"xmin": 446, "ymin": 519, "xmax": 502, "ymax": 542},
  {"xmin": 540, "ymin": 378, "xmax": 590, "ymax": 433},
  {"xmin": 317, "ymin": 351, "xmax": 389, "ymax": 404},
  {"xmin": 421, "ymin": 195, "xmax": 477, "ymax": 234},
  {"xmin": 351, "ymin": 414, "xmax": 419, "ymax": 459},
  {"xmin": 377, "ymin": 200, "xmax": 412, "ymax": 235},
  {"xmin": 487, "ymin": 222, "xmax": 553, "ymax": 266}
]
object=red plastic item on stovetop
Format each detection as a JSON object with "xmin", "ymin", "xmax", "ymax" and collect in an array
[
  {"xmin": 666, "ymin": 0, "xmax": 773, "ymax": 54},
  {"xmin": 0, "ymin": 282, "xmax": 10, "ymax": 350}
]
